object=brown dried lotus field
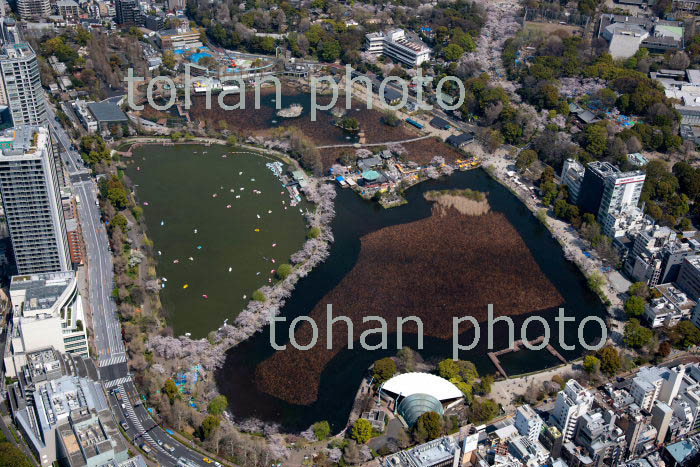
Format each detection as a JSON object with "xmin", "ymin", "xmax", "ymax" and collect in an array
[{"xmin": 255, "ymin": 203, "xmax": 564, "ymax": 405}]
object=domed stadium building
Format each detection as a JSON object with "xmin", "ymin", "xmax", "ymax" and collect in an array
[{"xmin": 379, "ymin": 372, "xmax": 464, "ymax": 427}]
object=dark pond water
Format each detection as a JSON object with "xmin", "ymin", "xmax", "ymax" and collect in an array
[{"xmin": 216, "ymin": 168, "xmax": 607, "ymax": 432}]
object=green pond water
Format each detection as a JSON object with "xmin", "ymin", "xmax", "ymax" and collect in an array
[{"xmin": 125, "ymin": 144, "xmax": 308, "ymax": 338}]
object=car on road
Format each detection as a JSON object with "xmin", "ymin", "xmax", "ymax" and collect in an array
[
  {"xmin": 120, "ymin": 421, "xmax": 128, "ymax": 431},
  {"xmin": 164, "ymin": 443, "xmax": 175, "ymax": 453},
  {"xmin": 203, "ymin": 458, "xmax": 213, "ymax": 464},
  {"xmin": 140, "ymin": 443, "xmax": 152, "ymax": 454},
  {"xmin": 157, "ymin": 439, "xmax": 164, "ymax": 447}
]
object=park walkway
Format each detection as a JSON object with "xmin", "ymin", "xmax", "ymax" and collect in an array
[{"xmin": 316, "ymin": 134, "xmax": 433, "ymax": 149}]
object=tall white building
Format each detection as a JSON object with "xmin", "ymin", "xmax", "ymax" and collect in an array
[
  {"xmin": 596, "ymin": 164, "xmax": 646, "ymax": 237},
  {"xmin": 659, "ymin": 365, "xmax": 686, "ymax": 404},
  {"xmin": 4, "ymin": 270, "xmax": 89, "ymax": 377},
  {"xmin": 16, "ymin": 0, "xmax": 51, "ymax": 20},
  {"xmin": 630, "ymin": 367, "xmax": 665, "ymax": 411},
  {"xmin": 0, "ymin": 43, "xmax": 47, "ymax": 126},
  {"xmin": 514, "ymin": 404, "xmax": 543, "ymax": 443},
  {"xmin": 364, "ymin": 29, "xmax": 431, "ymax": 67},
  {"xmin": 560, "ymin": 158, "xmax": 585, "ymax": 205},
  {"xmin": 552, "ymin": 379, "xmax": 594, "ymax": 442},
  {"xmin": 0, "ymin": 126, "xmax": 70, "ymax": 274}
]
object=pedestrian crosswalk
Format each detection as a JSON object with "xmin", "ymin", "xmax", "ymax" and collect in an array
[
  {"xmin": 104, "ymin": 376, "xmax": 131, "ymax": 388},
  {"xmin": 99, "ymin": 354, "xmax": 127, "ymax": 367},
  {"xmin": 118, "ymin": 384, "xmax": 177, "ymax": 461}
]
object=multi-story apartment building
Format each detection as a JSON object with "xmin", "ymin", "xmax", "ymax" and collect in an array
[
  {"xmin": 115, "ymin": 0, "xmax": 142, "ymax": 26},
  {"xmin": 552, "ymin": 379, "xmax": 594, "ymax": 443},
  {"xmin": 0, "ymin": 126, "xmax": 70, "ymax": 274},
  {"xmin": 560, "ymin": 158, "xmax": 585, "ymax": 205},
  {"xmin": 0, "ymin": 43, "xmax": 47, "ymax": 126},
  {"xmin": 624, "ymin": 224, "xmax": 699, "ymax": 286},
  {"xmin": 631, "ymin": 367, "xmax": 665, "ymax": 411},
  {"xmin": 596, "ymin": 167, "xmax": 646, "ymax": 238},
  {"xmin": 364, "ymin": 29, "xmax": 431, "ymax": 67},
  {"xmin": 16, "ymin": 0, "xmax": 51, "ymax": 20},
  {"xmin": 651, "ymin": 401, "xmax": 674, "ymax": 445},
  {"xmin": 168, "ymin": 0, "xmax": 186, "ymax": 10},
  {"xmin": 573, "ymin": 410, "xmax": 626, "ymax": 467},
  {"xmin": 514, "ymin": 404, "xmax": 543, "ymax": 444},
  {"xmin": 644, "ymin": 284, "xmax": 697, "ymax": 328},
  {"xmin": 55, "ymin": 0, "xmax": 80, "ymax": 20}
]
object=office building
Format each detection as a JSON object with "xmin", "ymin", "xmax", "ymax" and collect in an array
[
  {"xmin": 16, "ymin": 0, "xmax": 51, "ymax": 20},
  {"xmin": 677, "ymin": 256, "xmax": 700, "ymax": 301},
  {"xmin": 3, "ymin": 271, "xmax": 89, "ymax": 377},
  {"xmin": 576, "ymin": 161, "xmax": 646, "ymax": 237},
  {"xmin": 0, "ymin": 43, "xmax": 47, "ymax": 126},
  {"xmin": 514, "ymin": 404, "xmax": 543, "ymax": 443},
  {"xmin": 7, "ymin": 367, "xmax": 130, "ymax": 467},
  {"xmin": 578, "ymin": 161, "xmax": 614, "ymax": 216},
  {"xmin": 383, "ymin": 434, "xmax": 476, "ymax": 467},
  {"xmin": 552, "ymin": 379, "xmax": 595, "ymax": 442},
  {"xmin": 364, "ymin": 29, "xmax": 431, "ymax": 67},
  {"xmin": 155, "ymin": 26, "xmax": 203, "ymax": 51},
  {"xmin": 599, "ymin": 14, "xmax": 685, "ymax": 60},
  {"xmin": 115, "ymin": 0, "xmax": 142, "ymax": 26},
  {"xmin": 0, "ymin": 126, "xmax": 70, "ymax": 274}
]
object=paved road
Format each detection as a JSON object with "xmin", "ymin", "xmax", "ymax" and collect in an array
[
  {"xmin": 44, "ymin": 101, "xmax": 222, "ymax": 466},
  {"xmin": 109, "ymin": 380, "xmax": 215, "ymax": 467},
  {"xmin": 316, "ymin": 134, "xmax": 432, "ymax": 149},
  {"xmin": 45, "ymin": 105, "xmax": 89, "ymax": 176},
  {"xmin": 73, "ymin": 179, "xmax": 127, "ymax": 366}
]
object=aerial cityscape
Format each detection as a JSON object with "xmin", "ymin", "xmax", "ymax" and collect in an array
[{"xmin": 4, "ymin": 0, "xmax": 700, "ymax": 466}]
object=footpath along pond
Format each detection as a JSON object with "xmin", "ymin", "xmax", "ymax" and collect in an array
[{"xmin": 125, "ymin": 144, "xmax": 308, "ymax": 338}]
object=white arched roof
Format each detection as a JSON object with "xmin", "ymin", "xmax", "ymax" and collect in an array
[{"xmin": 381, "ymin": 372, "xmax": 463, "ymax": 401}]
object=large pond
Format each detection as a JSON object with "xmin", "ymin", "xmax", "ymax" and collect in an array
[
  {"xmin": 125, "ymin": 144, "xmax": 308, "ymax": 338},
  {"xmin": 215, "ymin": 168, "xmax": 608, "ymax": 432}
]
